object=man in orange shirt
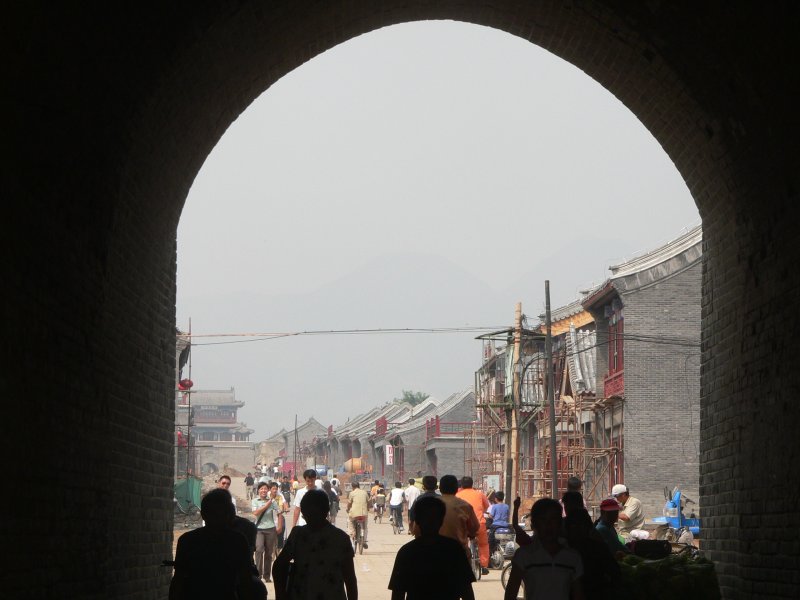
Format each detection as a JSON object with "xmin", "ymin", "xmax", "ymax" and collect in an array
[
  {"xmin": 456, "ymin": 476, "xmax": 490, "ymax": 574},
  {"xmin": 417, "ymin": 475, "xmax": 479, "ymax": 557}
]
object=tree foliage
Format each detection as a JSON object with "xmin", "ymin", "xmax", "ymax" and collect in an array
[{"xmin": 395, "ymin": 390, "xmax": 430, "ymax": 406}]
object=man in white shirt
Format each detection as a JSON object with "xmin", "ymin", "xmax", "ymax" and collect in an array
[
  {"xmin": 292, "ymin": 469, "xmax": 318, "ymax": 528},
  {"xmin": 404, "ymin": 478, "xmax": 421, "ymax": 535},
  {"xmin": 504, "ymin": 497, "xmax": 584, "ymax": 600},
  {"xmin": 388, "ymin": 481, "xmax": 406, "ymax": 531},
  {"xmin": 612, "ymin": 483, "xmax": 645, "ymax": 541}
]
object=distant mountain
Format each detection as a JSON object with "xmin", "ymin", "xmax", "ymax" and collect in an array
[
  {"xmin": 177, "ymin": 246, "xmax": 631, "ymax": 437},
  {"xmin": 180, "ymin": 252, "xmax": 509, "ymax": 331}
]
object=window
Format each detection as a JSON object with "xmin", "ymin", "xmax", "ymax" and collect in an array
[{"xmin": 607, "ymin": 306, "xmax": 624, "ymax": 373}]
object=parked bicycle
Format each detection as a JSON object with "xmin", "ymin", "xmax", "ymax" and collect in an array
[{"xmin": 173, "ymin": 495, "xmax": 202, "ymax": 529}]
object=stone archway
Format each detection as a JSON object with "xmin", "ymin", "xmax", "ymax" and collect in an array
[
  {"xmin": 6, "ymin": 3, "xmax": 799, "ymax": 598},
  {"xmin": 200, "ymin": 462, "xmax": 219, "ymax": 476}
]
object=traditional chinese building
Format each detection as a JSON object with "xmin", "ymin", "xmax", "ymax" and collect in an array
[
  {"xmin": 582, "ymin": 225, "xmax": 702, "ymax": 515},
  {"xmin": 189, "ymin": 388, "xmax": 255, "ymax": 475}
]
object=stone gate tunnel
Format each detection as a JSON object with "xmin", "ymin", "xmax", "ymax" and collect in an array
[{"xmin": 4, "ymin": 2, "xmax": 799, "ymax": 598}]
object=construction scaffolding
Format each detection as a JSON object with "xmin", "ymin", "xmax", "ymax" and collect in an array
[
  {"xmin": 522, "ymin": 393, "xmax": 623, "ymax": 509},
  {"xmin": 468, "ymin": 313, "xmax": 624, "ymax": 511}
]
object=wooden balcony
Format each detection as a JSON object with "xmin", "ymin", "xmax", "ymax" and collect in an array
[{"xmin": 604, "ymin": 370, "xmax": 624, "ymax": 398}]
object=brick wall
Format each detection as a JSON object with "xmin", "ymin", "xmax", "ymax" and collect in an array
[
  {"xmin": 5, "ymin": 2, "xmax": 799, "ymax": 598},
  {"xmin": 621, "ymin": 260, "xmax": 702, "ymax": 517},
  {"xmin": 430, "ymin": 438, "xmax": 468, "ymax": 478}
]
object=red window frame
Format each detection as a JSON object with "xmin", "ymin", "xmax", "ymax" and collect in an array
[{"xmin": 607, "ymin": 308, "xmax": 624, "ymax": 374}]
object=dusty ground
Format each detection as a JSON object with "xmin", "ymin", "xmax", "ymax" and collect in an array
[{"xmin": 172, "ymin": 476, "xmax": 507, "ymax": 599}]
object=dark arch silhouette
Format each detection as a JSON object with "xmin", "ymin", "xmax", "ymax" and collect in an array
[
  {"xmin": 201, "ymin": 463, "xmax": 220, "ymax": 476},
  {"xmin": 5, "ymin": 3, "xmax": 799, "ymax": 598}
]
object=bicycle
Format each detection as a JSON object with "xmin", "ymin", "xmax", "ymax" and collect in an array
[
  {"xmin": 390, "ymin": 505, "xmax": 403, "ymax": 534},
  {"xmin": 501, "ymin": 562, "xmax": 525, "ymax": 599},
  {"xmin": 352, "ymin": 515, "xmax": 366, "ymax": 555},
  {"xmin": 469, "ymin": 538, "xmax": 481, "ymax": 581},
  {"xmin": 375, "ymin": 503, "xmax": 385, "ymax": 524},
  {"xmin": 173, "ymin": 496, "xmax": 202, "ymax": 529}
]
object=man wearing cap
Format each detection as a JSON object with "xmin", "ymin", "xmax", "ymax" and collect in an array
[
  {"xmin": 596, "ymin": 498, "xmax": 629, "ymax": 556},
  {"xmin": 611, "ymin": 484, "xmax": 644, "ymax": 541}
]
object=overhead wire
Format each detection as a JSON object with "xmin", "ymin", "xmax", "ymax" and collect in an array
[
  {"xmin": 186, "ymin": 325, "xmax": 701, "ymax": 355},
  {"xmin": 187, "ymin": 326, "xmax": 508, "ymax": 346}
]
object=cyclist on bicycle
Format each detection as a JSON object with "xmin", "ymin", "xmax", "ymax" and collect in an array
[
  {"xmin": 374, "ymin": 488, "xmax": 386, "ymax": 522},
  {"xmin": 388, "ymin": 481, "xmax": 406, "ymax": 532},
  {"xmin": 346, "ymin": 480, "xmax": 370, "ymax": 549}
]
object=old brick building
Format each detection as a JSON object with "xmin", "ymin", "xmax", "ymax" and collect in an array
[
  {"xmin": 313, "ymin": 390, "xmax": 478, "ymax": 482},
  {"xmin": 583, "ymin": 226, "xmax": 702, "ymax": 515}
]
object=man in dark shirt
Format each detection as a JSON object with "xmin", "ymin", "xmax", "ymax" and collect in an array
[
  {"xmin": 595, "ymin": 498, "xmax": 629, "ymax": 556},
  {"xmin": 245, "ymin": 473, "xmax": 255, "ymax": 500},
  {"xmin": 280, "ymin": 475, "xmax": 292, "ymax": 503},
  {"xmin": 169, "ymin": 488, "xmax": 255, "ymax": 600},
  {"xmin": 389, "ymin": 495, "xmax": 475, "ymax": 600}
]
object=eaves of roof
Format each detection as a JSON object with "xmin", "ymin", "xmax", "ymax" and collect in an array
[
  {"xmin": 608, "ymin": 225, "xmax": 701, "ymax": 279},
  {"xmin": 581, "ymin": 280, "xmax": 617, "ymax": 312}
]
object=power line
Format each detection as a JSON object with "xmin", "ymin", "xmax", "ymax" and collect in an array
[
  {"xmin": 183, "ymin": 324, "xmax": 700, "ymax": 351},
  {"xmin": 187, "ymin": 326, "xmax": 508, "ymax": 346}
]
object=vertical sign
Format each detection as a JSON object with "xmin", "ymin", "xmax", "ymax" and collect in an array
[{"xmin": 385, "ymin": 444, "xmax": 394, "ymax": 466}]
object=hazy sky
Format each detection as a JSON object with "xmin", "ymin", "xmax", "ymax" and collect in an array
[{"xmin": 177, "ymin": 21, "xmax": 699, "ymax": 440}]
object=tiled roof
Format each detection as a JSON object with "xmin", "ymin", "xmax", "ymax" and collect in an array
[
  {"xmin": 191, "ymin": 388, "xmax": 243, "ymax": 406},
  {"xmin": 609, "ymin": 225, "xmax": 702, "ymax": 280},
  {"xmin": 392, "ymin": 388, "xmax": 474, "ymax": 437},
  {"xmin": 583, "ymin": 226, "xmax": 702, "ymax": 308},
  {"xmin": 547, "ymin": 296, "xmax": 593, "ymax": 323}
]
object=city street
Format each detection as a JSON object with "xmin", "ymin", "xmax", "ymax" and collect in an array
[
  {"xmin": 174, "ymin": 479, "xmax": 507, "ymax": 599},
  {"xmin": 322, "ymin": 511, "xmax": 506, "ymax": 600}
]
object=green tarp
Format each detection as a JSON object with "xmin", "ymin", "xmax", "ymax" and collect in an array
[{"xmin": 174, "ymin": 476, "xmax": 203, "ymax": 512}]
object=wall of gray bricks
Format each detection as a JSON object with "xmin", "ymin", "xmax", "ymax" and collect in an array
[
  {"xmin": 430, "ymin": 439, "xmax": 469, "ymax": 479},
  {"xmin": 621, "ymin": 260, "xmax": 702, "ymax": 518},
  {"xmin": 5, "ymin": 2, "xmax": 798, "ymax": 598}
]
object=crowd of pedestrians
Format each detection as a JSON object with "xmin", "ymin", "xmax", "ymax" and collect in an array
[{"xmin": 170, "ymin": 471, "xmax": 643, "ymax": 600}]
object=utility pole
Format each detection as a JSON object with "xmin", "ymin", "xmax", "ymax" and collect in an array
[
  {"xmin": 504, "ymin": 302, "xmax": 522, "ymax": 504},
  {"xmin": 544, "ymin": 281, "xmax": 558, "ymax": 497},
  {"xmin": 184, "ymin": 318, "xmax": 193, "ymax": 481},
  {"xmin": 512, "ymin": 302, "xmax": 522, "ymax": 500},
  {"xmin": 293, "ymin": 414, "xmax": 298, "ymax": 479}
]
